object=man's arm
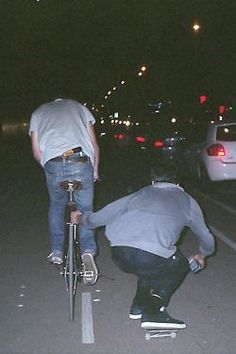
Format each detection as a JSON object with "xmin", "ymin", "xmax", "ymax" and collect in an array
[
  {"xmin": 188, "ymin": 197, "xmax": 215, "ymax": 260},
  {"xmin": 87, "ymin": 121, "xmax": 100, "ymax": 180},
  {"xmin": 71, "ymin": 193, "xmax": 132, "ymax": 229},
  {"xmin": 30, "ymin": 131, "xmax": 42, "ymax": 163}
]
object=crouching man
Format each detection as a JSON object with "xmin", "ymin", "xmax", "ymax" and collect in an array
[{"xmin": 71, "ymin": 160, "xmax": 215, "ymax": 329}]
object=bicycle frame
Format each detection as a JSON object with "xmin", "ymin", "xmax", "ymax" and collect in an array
[{"xmin": 60, "ymin": 180, "xmax": 83, "ymax": 321}]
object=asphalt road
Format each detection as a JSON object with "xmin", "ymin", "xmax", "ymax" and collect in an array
[{"xmin": 1, "ymin": 136, "xmax": 236, "ymax": 354}]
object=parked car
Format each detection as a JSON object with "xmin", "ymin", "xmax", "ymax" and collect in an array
[{"xmin": 177, "ymin": 120, "xmax": 236, "ymax": 182}]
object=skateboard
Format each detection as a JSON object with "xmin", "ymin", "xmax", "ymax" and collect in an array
[{"xmin": 145, "ymin": 329, "xmax": 179, "ymax": 340}]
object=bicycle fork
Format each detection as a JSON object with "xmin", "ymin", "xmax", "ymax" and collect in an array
[{"xmin": 68, "ymin": 222, "xmax": 78, "ymax": 321}]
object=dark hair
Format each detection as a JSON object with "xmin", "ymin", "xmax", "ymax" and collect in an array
[{"xmin": 150, "ymin": 158, "xmax": 178, "ymax": 184}]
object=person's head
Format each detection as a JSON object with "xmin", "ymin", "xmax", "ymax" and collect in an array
[{"xmin": 150, "ymin": 158, "xmax": 179, "ymax": 184}]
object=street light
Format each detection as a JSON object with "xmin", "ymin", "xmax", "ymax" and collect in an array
[
  {"xmin": 138, "ymin": 64, "xmax": 147, "ymax": 77},
  {"xmin": 140, "ymin": 65, "xmax": 147, "ymax": 72},
  {"xmin": 192, "ymin": 22, "xmax": 200, "ymax": 33}
]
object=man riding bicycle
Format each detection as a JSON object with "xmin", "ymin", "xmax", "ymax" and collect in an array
[{"xmin": 29, "ymin": 97, "xmax": 99, "ymax": 285}]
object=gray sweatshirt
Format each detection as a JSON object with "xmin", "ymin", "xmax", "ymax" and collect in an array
[{"xmin": 82, "ymin": 183, "xmax": 215, "ymax": 258}]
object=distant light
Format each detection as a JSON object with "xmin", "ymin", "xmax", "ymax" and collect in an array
[
  {"xmin": 108, "ymin": 91, "xmax": 111, "ymax": 95},
  {"xmin": 219, "ymin": 105, "xmax": 226, "ymax": 114},
  {"xmin": 114, "ymin": 112, "xmax": 119, "ymax": 118},
  {"xmin": 114, "ymin": 133, "xmax": 125, "ymax": 140},
  {"xmin": 138, "ymin": 72, "xmax": 143, "ymax": 77},
  {"xmin": 140, "ymin": 65, "xmax": 147, "ymax": 72},
  {"xmin": 193, "ymin": 23, "xmax": 200, "ymax": 32},
  {"xmin": 113, "ymin": 86, "xmax": 117, "ymax": 91},
  {"xmin": 121, "ymin": 80, "xmax": 125, "ymax": 85},
  {"xmin": 136, "ymin": 136, "xmax": 146, "ymax": 143},
  {"xmin": 200, "ymin": 95, "xmax": 207, "ymax": 104},
  {"xmin": 171, "ymin": 117, "xmax": 177, "ymax": 123},
  {"xmin": 154, "ymin": 139, "xmax": 164, "ymax": 148}
]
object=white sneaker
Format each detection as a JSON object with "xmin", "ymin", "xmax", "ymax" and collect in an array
[{"xmin": 81, "ymin": 252, "xmax": 98, "ymax": 285}]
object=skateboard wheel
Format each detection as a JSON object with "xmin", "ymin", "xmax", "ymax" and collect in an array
[
  {"xmin": 171, "ymin": 332, "xmax": 176, "ymax": 338},
  {"xmin": 145, "ymin": 333, "xmax": 151, "ymax": 341}
]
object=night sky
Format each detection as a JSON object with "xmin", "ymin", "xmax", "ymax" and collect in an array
[{"xmin": 1, "ymin": 0, "xmax": 236, "ymax": 121}]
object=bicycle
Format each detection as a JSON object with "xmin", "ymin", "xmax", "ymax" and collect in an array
[{"xmin": 59, "ymin": 179, "xmax": 84, "ymax": 321}]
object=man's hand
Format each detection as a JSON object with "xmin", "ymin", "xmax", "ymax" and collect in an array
[
  {"xmin": 70, "ymin": 210, "xmax": 82, "ymax": 223},
  {"xmin": 189, "ymin": 253, "xmax": 206, "ymax": 269},
  {"xmin": 93, "ymin": 171, "xmax": 100, "ymax": 181},
  {"xmin": 31, "ymin": 131, "xmax": 42, "ymax": 163}
]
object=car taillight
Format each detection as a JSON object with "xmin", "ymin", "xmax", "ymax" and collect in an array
[
  {"xmin": 207, "ymin": 144, "xmax": 225, "ymax": 156},
  {"xmin": 114, "ymin": 133, "xmax": 125, "ymax": 140},
  {"xmin": 153, "ymin": 139, "xmax": 165, "ymax": 148},
  {"xmin": 135, "ymin": 136, "xmax": 146, "ymax": 143}
]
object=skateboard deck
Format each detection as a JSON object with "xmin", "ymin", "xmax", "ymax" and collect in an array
[{"xmin": 145, "ymin": 329, "xmax": 179, "ymax": 340}]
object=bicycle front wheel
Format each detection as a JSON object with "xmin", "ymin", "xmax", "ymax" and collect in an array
[{"xmin": 65, "ymin": 223, "xmax": 78, "ymax": 321}]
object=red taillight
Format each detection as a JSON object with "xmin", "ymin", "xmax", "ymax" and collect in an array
[
  {"xmin": 207, "ymin": 144, "xmax": 225, "ymax": 156},
  {"xmin": 135, "ymin": 136, "xmax": 146, "ymax": 143},
  {"xmin": 114, "ymin": 133, "xmax": 125, "ymax": 140},
  {"xmin": 153, "ymin": 139, "xmax": 165, "ymax": 148}
]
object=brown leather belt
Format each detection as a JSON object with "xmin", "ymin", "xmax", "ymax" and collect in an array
[{"xmin": 50, "ymin": 155, "xmax": 88, "ymax": 163}]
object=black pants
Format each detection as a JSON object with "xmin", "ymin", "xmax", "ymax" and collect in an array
[{"xmin": 111, "ymin": 246, "xmax": 190, "ymax": 308}]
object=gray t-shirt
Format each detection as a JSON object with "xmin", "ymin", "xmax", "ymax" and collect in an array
[
  {"xmin": 81, "ymin": 183, "xmax": 215, "ymax": 258},
  {"xmin": 29, "ymin": 99, "xmax": 96, "ymax": 166}
]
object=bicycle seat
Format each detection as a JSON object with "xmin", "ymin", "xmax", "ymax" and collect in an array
[{"xmin": 59, "ymin": 180, "xmax": 83, "ymax": 191}]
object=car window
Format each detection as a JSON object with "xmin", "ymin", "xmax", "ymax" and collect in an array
[{"xmin": 216, "ymin": 124, "xmax": 236, "ymax": 141}]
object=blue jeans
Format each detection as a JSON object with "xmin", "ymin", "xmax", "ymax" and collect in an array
[
  {"xmin": 111, "ymin": 246, "xmax": 189, "ymax": 308},
  {"xmin": 44, "ymin": 156, "xmax": 97, "ymax": 256}
]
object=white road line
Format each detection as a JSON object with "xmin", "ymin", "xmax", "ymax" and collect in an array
[
  {"xmin": 193, "ymin": 188, "xmax": 236, "ymax": 216},
  {"xmin": 210, "ymin": 225, "xmax": 236, "ymax": 251},
  {"xmin": 81, "ymin": 292, "xmax": 95, "ymax": 344},
  {"xmin": 202, "ymin": 194, "xmax": 236, "ymax": 216},
  {"xmin": 192, "ymin": 188, "xmax": 236, "ymax": 250}
]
